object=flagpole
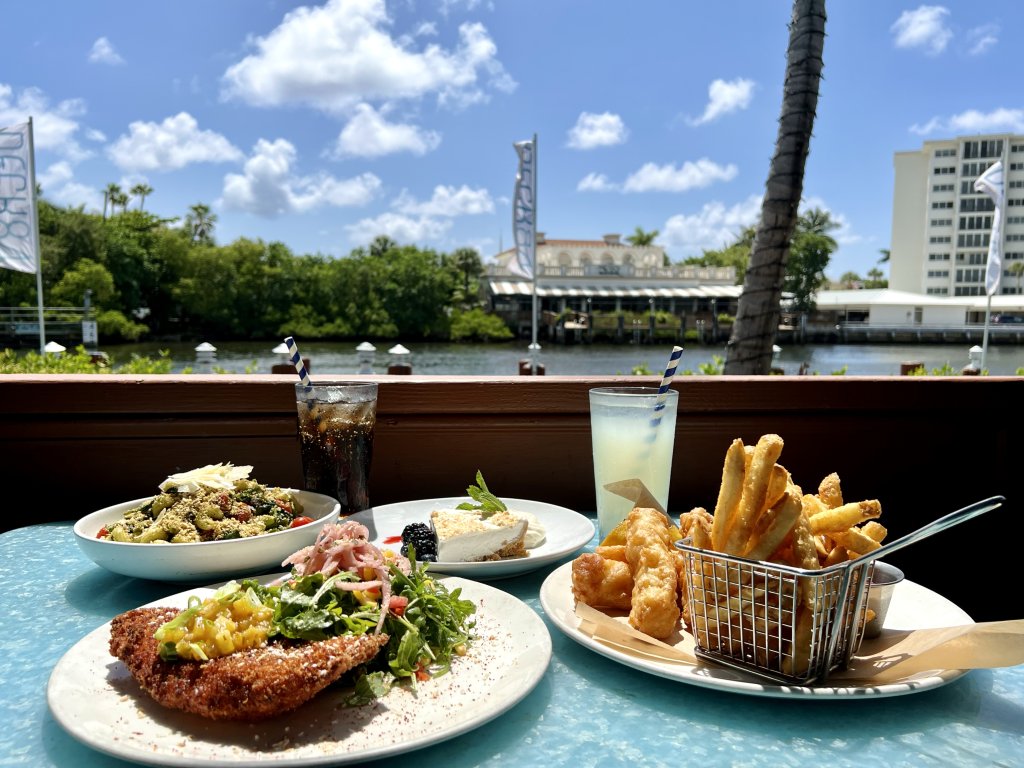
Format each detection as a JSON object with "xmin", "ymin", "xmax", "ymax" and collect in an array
[
  {"xmin": 529, "ymin": 132, "xmax": 539, "ymax": 373},
  {"xmin": 981, "ymin": 293, "xmax": 991, "ymax": 371},
  {"xmin": 28, "ymin": 117, "xmax": 46, "ymax": 352}
]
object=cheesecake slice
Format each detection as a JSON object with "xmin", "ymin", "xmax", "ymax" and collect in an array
[{"xmin": 430, "ymin": 508, "xmax": 529, "ymax": 562}]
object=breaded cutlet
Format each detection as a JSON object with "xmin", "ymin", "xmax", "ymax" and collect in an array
[{"xmin": 109, "ymin": 606, "xmax": 389, "ymax": 721}]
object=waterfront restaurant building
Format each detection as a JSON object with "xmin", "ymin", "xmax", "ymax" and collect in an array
[
  {"xmin": 890, "ymin": 133, "xmax": 1024, "ymax": 297},
  {"xmin": 486, "ymin": 233, "xmax": 739, "ymax": 337}
]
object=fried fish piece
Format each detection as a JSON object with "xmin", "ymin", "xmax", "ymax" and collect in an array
[
  {"xmin": 625, "ymin": 506, "xmax": 680, "ymax": 639},
  {"xmin": 109, "ymin": 607, "xmax": 389, "ymax": 721},
  {"xmin": 571, "ymin": 552, "xmax": 633, "ymax": 610}
]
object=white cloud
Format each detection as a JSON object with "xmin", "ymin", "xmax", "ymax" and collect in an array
[
  {"xmin": 966, "ymin": 24, "xmax": 999, "ymax": 56},
  {"xmin": 88, "ymin": 37, "xmax": 124, "ymax": 65},
  {"xmin": 221, "ymin": 138, "xmax": 381, "ymax": 217},
  {"xmin": 331, "ymin": 103, "xmax": 441, "ymax": 158},
  {"xmin": 0, "ymin": 84, "xmax": 91, "ymax": 161},
  {"xmin": 661, "ymin": 195, "xmax": 762, "ymax": 256},
  {"xmin": 688, "ymin": 78, "xmax": 755, "ymax": 126},
  {"xmin": 911, "ymin": 107, "xmax": 1024, "ymax": 136},
  {"xmin": 577, "ymin": 172, "xmax": 617, "ymax": 192},
  {"xmin": 107, "ymin": 112, "xmax": 244, "ymax": 171},
  {"xmin": 392, "ymin": 184, "xmax": 493, "ymax": 216},
  {"xmin": 623, "ymin": 159, "xmax": 737, "ymax": 193},
  {"xmin": 221, "ymin": 0, "xmax": 515, "ymax": 113},
  {"xmin": 85, "ymin": 128, "xmax": 106, "ymax": 142},
  {"xmin": 566, "ymin": 112, "xmax": 628, "ymax": 150},
  {"xmin": 345, "ymin": 212, "xmax": 452, "ymax": 244},
  {"xmin": 891, "ymin": 6, "xmax": 952, "ymax": 55},
  {"xmin": 37, "ymin": 162, "xmax": 103, "ymax": 212}
]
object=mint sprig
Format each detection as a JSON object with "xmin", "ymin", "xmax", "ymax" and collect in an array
[{"xmin": 455, "ymin": 470, "xmax": 507, "ymax": 519}]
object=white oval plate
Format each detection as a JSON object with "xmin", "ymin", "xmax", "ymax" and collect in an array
[
  {"xmin": 540, "ymin": 561, "xmax": 972, "ymax": 699},
  {"xmin": 48, "ymin": 575, "xmax": 551, "ymax": 766},
  {"xmin": 350, "ymin": 497, "xmax": 595, "ymax": 579},
  {"xmin": 73, "ymin": 490, "xmax": 340, "ymax": 582}
]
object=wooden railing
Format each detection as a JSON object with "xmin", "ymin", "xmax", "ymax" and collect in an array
[{"xmin": 0, "ymin": 374, "xmax": 1017, "ymax": 620}]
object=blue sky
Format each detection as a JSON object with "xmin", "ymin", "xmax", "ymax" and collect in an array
[{"xmin": 1, "ymin": 1, "xmax": 1021, "ymax": 280}]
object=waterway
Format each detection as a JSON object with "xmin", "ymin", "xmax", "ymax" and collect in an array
[{"xmin": 94, "ymin": 340, "xmax": 1024, "ymax": 376}]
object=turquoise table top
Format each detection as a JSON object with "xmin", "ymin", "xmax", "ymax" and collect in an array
[{"xmin": 3, "ymin": 521, "xmax": 1023, "ymax": 767}]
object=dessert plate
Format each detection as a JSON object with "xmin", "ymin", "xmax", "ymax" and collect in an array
[{"xmin": 350, "ymin": 497, "xmax": 595, "ymax": 579}]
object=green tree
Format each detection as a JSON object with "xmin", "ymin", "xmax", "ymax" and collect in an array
[
  {"xmin": 864, "ymin": 267, "xmax": 887, "ymax": 289},
  {"xmin": 1009, "ymin": 261, "xmax": 1024, "ymax": 294},
  {"xmin": 185, "ymin": 203, "xmax": 217, "ymax": 244},
  {"xmin": 783, "ymin": 208, "xmax": 838, "ymax": 313},
  {"xmin": 625, "ymin": 226, "xmax": 660, "ymax": 246},
  {"xmin": 131, "ymin": 183, "xmax": 153, "ymax": 210},
  {"xmin": 49, "ymin": 258, "xmax": 117, "ymax": 307},
  {"xmin": 102, "ymin": 183, "xmax": 122, "ymax": 221},
  {"xmin": 878, "ymin": 248, "xmax": 891, "ymax": 264},
  {"xmin": 839, "ymin": 270, "xmax": 861, "ymax": 288},
  {"xmin": 725, "ymin": 0, "xmax": 826, "ymax": 375},
  {"xmin": 447, "ymin": 247, "xmax": 484, "ymax": 306}
]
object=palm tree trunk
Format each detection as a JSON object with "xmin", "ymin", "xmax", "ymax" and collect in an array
[{"xmin": 724, "ymin": 0, "xmax": 826, "ymax": 374}]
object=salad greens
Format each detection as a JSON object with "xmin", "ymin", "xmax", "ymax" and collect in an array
[
  {"xmin": 157, "ymin": 556, "xmax": 476, "ymax": 704},
  {"xmin": 455, "ymin": 470, "xmax": 508, "ymax": 518}
]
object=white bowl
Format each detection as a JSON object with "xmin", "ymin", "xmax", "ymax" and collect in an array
[{"xmin": 73, "ymin": 490, "xmax": 340, "ymax": 582}]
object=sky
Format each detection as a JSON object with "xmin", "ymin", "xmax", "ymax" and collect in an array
[{"xmin": 2, "ymin": 0, "xmax": 1022, "ymax": 280}]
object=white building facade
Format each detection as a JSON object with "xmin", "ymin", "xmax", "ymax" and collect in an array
[{"xmin": 890, "ymin": 134, "xmax": 1024, "ymax": 297}]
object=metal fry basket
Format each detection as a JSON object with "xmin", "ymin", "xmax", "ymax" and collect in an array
[
  {"xmin": 674, "ymin": 495, "xmax": 1004, "ymax": 686},
  {"xmin": 675, "ymin": 544, "xmax": 872, "ymax": 685}
]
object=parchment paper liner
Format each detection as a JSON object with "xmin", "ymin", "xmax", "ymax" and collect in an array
[{"xmin": 573, "ymin": 602, "xmax": 1024, "ymax": 685}]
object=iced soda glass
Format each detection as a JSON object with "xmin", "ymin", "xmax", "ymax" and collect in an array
[
  {"xmin": 589, "ymin": 387, "xmax": 678, "ymax": 539},
  {"xmin": 295, "ymin": 381, "xmax": 377, "ymax": 515}
]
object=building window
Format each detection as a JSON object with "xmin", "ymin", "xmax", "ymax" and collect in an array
[
  {"xmin": 1007, "ymin": 234, "xmax": 1024, "ymax": 242},
  {"xmin": 960, "ymin": 197, "xmax": 995, "ymax": 212},
  {"xmin": 1011, "ymin": 162, "xmax": 1024, "ymax": 171},
  {"xmin": 1014, "ymin": 144, "xmax": 1024, "ymax": 152},
  {"xmin": 927, "ymin": 287, "xmax": 950, "ymax": 295},
  {"xmin": 963, "ymin": 140, "xmax": 1004, "ymax": 159},
  {"xmin": 934, "ymin": 148, "xmax": 956, "ymax": 157},
  {"xmin": 931, "ymin": 201, "xmax": 954, "ymax": 209},
  {"xmin": 1010, "ymin": 180, "xmax": 1024, "ymax": 189},
  {"xmin": 958, "ymin": 215, "xmax": 992, "ymax": 230},
  {"xmin": 933, "ymin": 166, "xmax": 955, "ymax": 175},
  {"xmin": 927, "ymin": 270, "xmax": 949, "ymax": 278},
  {"xmin": 930, "ymin": 218, "xmax": 952, "ymax": 227},
  {"xmin": 928, "ymin": 252, "xmax": 950, "ymax": 261},
  {"xmin": 1008, "ymin": 217, "xmax": 1024, "ymax": 225},
  {"xmin": 1009, "ymin": 199, "xmax": 1024, "ymax": 207},
  {"xmin": 929, "ymin": 236, "xmax": 952, "ymax": 243},
  {"xmin": 957, "ymin": 233, "xmax": 990, "ymax": 247},
  {"xmin": 932, "ymin": 183, "xmax": 954, "ymax": 192}
]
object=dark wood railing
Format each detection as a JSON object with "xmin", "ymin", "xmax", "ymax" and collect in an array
[{"xmin": 0, "ymin": 374, "xmax": 1017, "ymax": 620}]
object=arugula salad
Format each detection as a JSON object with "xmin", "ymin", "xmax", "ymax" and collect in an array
[{"xmin": 153, "ymin": 520, "xmax": 476, "ymax": 704}]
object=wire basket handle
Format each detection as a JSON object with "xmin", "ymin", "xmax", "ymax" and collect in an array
[{"xmin": 855, "ymin": 495, "xmax": 1004, "ymax": 566}]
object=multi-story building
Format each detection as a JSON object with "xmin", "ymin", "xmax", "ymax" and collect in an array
[
  {"xmin": 891, "ymin": 134, "xmax": 1024, "ymax": 296},
  {"xmin": 486, "ymin": 232, "xmax": 739, "ymax": 338}
]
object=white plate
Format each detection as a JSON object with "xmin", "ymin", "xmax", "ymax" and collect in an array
[
  {"xmin": 74, "ymin": 490, "xmax": 340, "ymax": 582},
  {"xmin": 350, "ymin": 497, "xmax": 595, "ymax": 579},
  {"xmin": 48, "ymin": 575, "xmax": 551, "ymax": 766},
  {"xmin": 540, "ymin": 561, "xmax": 973, "ymax": 699}
]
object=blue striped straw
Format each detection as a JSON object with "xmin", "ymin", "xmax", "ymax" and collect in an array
[
  {"xmin": 648, "ymin": 345, "xmax": 683, "ymax": 439},
  {"xmin": 284, "ymin": 336, "xmax": 313, "ymax": 400}
]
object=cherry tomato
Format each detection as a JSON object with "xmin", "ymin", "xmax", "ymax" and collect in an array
[
  {"xmin": 96, "ymin": 526, "xmax": 109, "ymax": 539},
  {"xmin": 290, "ymin": 516, "xmax": 314, "ymax": 528}
]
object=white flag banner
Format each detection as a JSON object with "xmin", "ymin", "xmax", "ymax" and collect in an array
[
  {"xmin": 974, "ymin": 160, "xmax": 1004, "ymax": 296},
  {"xmin": 510, "ymin": 138, "xmax": 536, "ymax": 280},
  {"xmin": 0, "ymin": 122, "xmax": 39, "ymax": 274}
]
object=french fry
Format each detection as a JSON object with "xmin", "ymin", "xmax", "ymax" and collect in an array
[
  {"xmin": 861, "ymin": 521, "xmax": 887, "ymax": 542},
  {"xmin": 818, "ymin": 472, "xmax": 844, "ymax": 508},
  {"xmin": 710, "ymin": 439, "xmax": 746, "ymax": 551},
  {"xmin": 723, "ymin": 434, "xmax": 785, "ymax": 555},
  {"xmin": 807, "ymin": 500, "xmax": 882, "ymax": 534},
  {"xmin": 765, "ymin": 464, "xmax": 791, "ymax": 510},
  {"xmin": 743, "ymin": 489, "xmax": 803, "ymax": 562},
  {"xmin": 822, "ymin": 543, "xmax": 849, "ymax": 566},
  {"xmin": 830, "ymin": 527, "xmax": 881, "ymax": 557}
]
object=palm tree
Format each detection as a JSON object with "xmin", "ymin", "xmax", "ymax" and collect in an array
[
  {"xmin": 185, "ymin": 203, "xmax": 217, "ymax": 244},
  {"xmin": 724, "ymin": 0, "xmax": 826, "ymax": 374},
  {"xmin": 625, "ymin": 226, "xmax": 660, "ymax": 247},
  {"xmin": 102, "ymin": 182, "xmax": 122, "ymax": 221},
  {"xmin": 878, "ymin": 248, "xmax": 891, "ymax": 264},
  {"xmin": 131, "ymin": 183, "xmax": 153, "ymax": 211},
  {"xmin": 1010, "ymin": 261, "xmax": 1024, "ymax": 294},
  {"xmin": 113, "ymin": 191, "xmax": 130, "ymax": 215}
]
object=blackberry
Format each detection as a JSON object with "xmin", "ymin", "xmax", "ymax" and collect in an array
[{"xmin": 400, "ymin": 522, "xmax": 437, "ymax": 562}]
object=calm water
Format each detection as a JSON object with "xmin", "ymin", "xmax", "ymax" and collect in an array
[{"xmin": 96, "ymin": 339, "xmax": 1024, "ymax": 376}]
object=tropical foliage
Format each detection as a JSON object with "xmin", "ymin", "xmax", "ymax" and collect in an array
[{"xmin": 0, "ymin": 195, "xmax": 504, "ymax": 344}]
